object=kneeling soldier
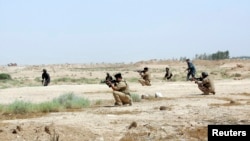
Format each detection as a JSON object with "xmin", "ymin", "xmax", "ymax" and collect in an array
[
  {"xmin": 194, "ymin": 72, "xmax": 216, "ymax": 95},
  {"xmin": 107, "ymin": 73, "xmax": 132, "ymax": 106}
]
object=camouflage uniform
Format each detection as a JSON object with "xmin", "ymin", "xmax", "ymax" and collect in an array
[
  {"xmin": 197, "ymin": 75, "xmax": 215, "ymax": 95},
  {"xmin": 138, "ymin": 71, "xmax": 151, "ymax": 86},
  {"xmin": 113, "ymin": 80, "xmax": 132, "ymax": 106}
]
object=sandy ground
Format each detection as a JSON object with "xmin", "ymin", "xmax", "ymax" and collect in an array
[
  {"xmin": 0, "ymin": 60, "xmax": 250, "ymax": 141},
  {"xmin": 0, "ymin": 79, "xmax": 250, "ymax": 141}
]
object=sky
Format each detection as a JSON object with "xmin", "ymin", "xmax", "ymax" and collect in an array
[{"xmin": 0, "ymin": 0, "xmax": 250, "ymax": 65}]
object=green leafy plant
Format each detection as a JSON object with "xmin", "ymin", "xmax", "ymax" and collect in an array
[
  {"xmin": 0, "ymin": 73, "xmax": 12, "ymax": 80},
  {"xmin": 130, "ymin": 93, "xmax": 141, "ymax": 102}
]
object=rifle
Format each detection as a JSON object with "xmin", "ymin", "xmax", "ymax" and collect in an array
[
  {"xmin": 190, "ymin": 77, "xmax": 203, "ymax": 83},
  {"xmin": 134, "ymin": 70, "xmax": 145, "ymax": 73},
  {"xmin": 105, "ymin": 80, "xmax": 117, "ymax": 87}
]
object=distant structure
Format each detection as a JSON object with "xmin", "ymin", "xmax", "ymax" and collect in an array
[{"xmin": 7, "ymin": 63, "xmax": 17, "ymax": 67}]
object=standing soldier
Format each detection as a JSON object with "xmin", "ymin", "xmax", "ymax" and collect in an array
[
  {"xmin": 138, "ymin": 67, "xmax": 151, "ymax": 86},
  {"xmin": 106, "ymin": 73, "xmax": 132, "ymax": 106},
  {"xmin": 194, "ymin": 72, "xmax": 216, "ymax": 95},
  {"xmin": 186, "ymin": 59, "xmax": 196, "ymax": 81},
  {"xmin": 164, "ymin": 67, "xmax": 173, "ymax": 80},
  {"xmin": 42, "ymin": 69, "xmax": 50, "ymax": 86}
]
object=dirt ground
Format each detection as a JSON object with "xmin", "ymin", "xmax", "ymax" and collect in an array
[{"xmin": 0, "ymin": 60, "xmax": 250, "ymax": 141}]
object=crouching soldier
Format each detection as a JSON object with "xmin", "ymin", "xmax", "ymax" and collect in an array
[
  {"xmin": 138, "ymin": 67, "xmax": 151, "ymax": 86},
  {"xmin": 194, "ymin": 72, "xmax": 215, "ymax": 95},
  {"xmin": 106, "ymin": 73, "xmax": 132, "ymax": 106}
]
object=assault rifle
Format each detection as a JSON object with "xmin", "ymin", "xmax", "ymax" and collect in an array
[
  {"xmin": 134, "ymin": 70, "xmax": 145, "ymax": 73},
  {"xmin": 190, "ymin": 77, "xmax": 203, "ymax": 83},
  {"xmin": 105, "ymin": 80, "xmax": 117, "ymax": 87}
]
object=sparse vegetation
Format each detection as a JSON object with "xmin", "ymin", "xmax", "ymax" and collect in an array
[
  {"xmin": 0, "ymin": 73, "xmax": 12, "ymax": 80},
  {"xmin": 131, "ymin": 93, "xmax": 141, "ymax": 102},
  {"xmin": 54, "ymin": 93, "xmax": 90, "ymax": 109},
  {"xmin": 4, "ymin": 100, "xmax": 34, "ymax": 114},
  {"xmin": 53, "ymin": 77, "xmax": 99, "ymax": 84},
  {"xmin": 94, "ymin": 100, "xmax": 102, "ymax": 105},
  {"xmin": 0, "ymin": 93, "xmax": 90, "ymax": 114},
  {"xmin": 0, "ymin": 60, "xmax": 250, "ymax": 141}
]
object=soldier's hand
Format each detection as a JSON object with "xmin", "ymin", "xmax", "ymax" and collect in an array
[{"xmin": 106, "ymin": 81, "xmax": 112, "ymax": 85}]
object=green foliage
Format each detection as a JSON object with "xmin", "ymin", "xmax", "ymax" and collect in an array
[
  {"xmin": 37, "ymin": 101, "xmax": 62, "ymax": 113},
  {"xmin": 130, "ymin": 93, "xmax": 141, "ymax": 102},
  {"xmin": 5, "ymin": 100, "xmax": 33, "ymax": 114},
  {"xmin": 53, "ymin": 92, "xmax": 90, "ymax": 109},
  {"xmin": 0, "ymin": 73, "xmax": 12, "ymax": 80},
  {"xmin": 0, "ymin": 93, "xmax": 90, "ymax": 114}
]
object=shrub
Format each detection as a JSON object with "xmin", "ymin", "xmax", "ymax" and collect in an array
[
  {"xmin": 5, "ymin": 100, "xmax": 33, "ymax": 114},
  {"xmin": 0, "ymin": 93, "xmax": 90, "ymax": 115},
  {"xmin": 53, "ymin": 92, "xmax": 90, "ymax": 109},
  {"xmin": 37, "ymin": 101, "xmax": 62, "ymax": 113},
  {"xmin": 130, "ymin": 93, "xmax": 141, "ymax": 102},
  {"xmin": 0, "ymin": 73, "xmax": 12, "ymax": 80}
]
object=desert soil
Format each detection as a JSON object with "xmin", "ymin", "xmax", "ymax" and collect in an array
[{"xmin": 0, "ymin": 60, "xmax": 250, "ymax": 141}]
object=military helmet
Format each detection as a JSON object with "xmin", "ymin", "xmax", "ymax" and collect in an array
[
  {"xmin": 144, "ymin": 67, "xmax": 148, "ymax": 71},
  {"xmin": 114, "ymin": 73, "xmax": 122, "ymax": 78},
  {"xmin": 43, "ymin": 69, "xmax": 47, "ymax": 72},
  {"xmin": 201, "ymin": 72, "xmax": 208, "ymax": 77}
]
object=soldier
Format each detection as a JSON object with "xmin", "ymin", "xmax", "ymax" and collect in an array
[
  {"xmin": 186, "ymin": 59, "xmax": 196, "ymax": 81},
  {"xmin": 106, "ymin": 73, "xmax": 132, "ymax": 106},
  {"xmin": 42, "ymin": 69, "xmax": 50, "ymax": 86},
  {"xmin": 138, "ymin": 67, "xmax": 151, "ymax": 86},
  {"xmin": 194, "ymin": 72, "xmax": 216, "ymax": 95},
  {"xmin": 164, "ymin": 67, "xmax": 173, "ymax": 80},
  {"xmin": 105, "ymin": 73, "xmax": 113, "ymax": 82}
]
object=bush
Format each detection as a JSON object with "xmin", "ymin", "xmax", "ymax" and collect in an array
[
  {"xmin": 37, "ymin": 101, "xmax": 62, "ymax": 113},
  {"xmin": 130, "ymin": 93, "xmax": 141, "ymax": 102},
  {"xmin": 5, "ymin": 100, "xmax": 33, "ymax": 114},
  {"xmin": 0, "ymin": 93, "xmax": 90, "ymax": 115},
  {"xmin": 53, "ymin": 92, "xmax": 90, "ymax": 109},
  {"xmin": 0, "ymin": 73, "xmax": 12, "ymax": 80}
]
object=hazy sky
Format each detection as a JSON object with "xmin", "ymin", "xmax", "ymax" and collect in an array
[{"xmin": 1, "ymin": 0, "xmax": 249, "ymax": 65}]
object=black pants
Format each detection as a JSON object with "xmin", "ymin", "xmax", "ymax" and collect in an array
[
  {"xmin": 43, "ymin": 80, "xmax": 50, "ymax": 86},
  {"xmin": 187, "ymin": 71, "xmax": 195, "ymax": 81}
]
